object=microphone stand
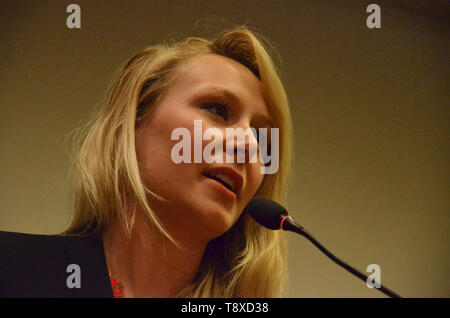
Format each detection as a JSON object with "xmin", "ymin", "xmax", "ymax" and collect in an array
[{"xmin": 282, "ymin": 216, "xmax": 402, "ymax": 298}]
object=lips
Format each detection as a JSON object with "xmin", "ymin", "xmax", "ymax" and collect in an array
[{"xmin": 202, "ymin": 167, "xmax": 243, "ymax": 196}]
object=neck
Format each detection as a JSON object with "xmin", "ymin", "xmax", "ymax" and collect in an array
[{"xmin": 102, "ymin": 212, "xmax": 207, "ymax": 298}]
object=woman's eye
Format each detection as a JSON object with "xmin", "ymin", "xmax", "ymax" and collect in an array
[{"xmin": 202, "ymin": 102, "xmax": 228, "ymax": 120}]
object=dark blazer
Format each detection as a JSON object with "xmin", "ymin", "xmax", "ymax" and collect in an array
[{"xmin": 0, "ymin": 231, "xmax": 113, "ymax": 297}]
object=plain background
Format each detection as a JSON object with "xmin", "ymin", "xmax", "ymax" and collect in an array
[{"xmin": 0, "ymin": 0, "xmax": 448, "ymax": 297}]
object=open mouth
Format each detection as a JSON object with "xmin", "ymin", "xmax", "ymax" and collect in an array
[{"xmin": 202, "ymin": 173, "xmax": 235, "ymax": 194}]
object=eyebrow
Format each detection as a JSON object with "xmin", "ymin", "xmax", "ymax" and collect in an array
[{"xmin": 193, "ymin": 87, "xmax": 274, "ymax": 128}]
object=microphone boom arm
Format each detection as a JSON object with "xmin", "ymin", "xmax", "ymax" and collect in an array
[{"xmin": 282, "ymin": 216, "xmax": 401, "ymax": 298}]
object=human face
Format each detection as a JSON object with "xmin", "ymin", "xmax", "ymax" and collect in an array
[{"xmin": 135, "ymin": 53, "xmax": 272, "ymax": 243}]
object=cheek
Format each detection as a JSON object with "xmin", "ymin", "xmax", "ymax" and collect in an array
[
  {"xmin": 135, "ymin": 114, "xmax": 203, "ymax": 195},
  {"xmin": 135, "ymin": 126, "xmax": 177, "ymax": 184},
  {"xmin": 136, "ymin": 105, "xmax": 191, "ymax": 163}
]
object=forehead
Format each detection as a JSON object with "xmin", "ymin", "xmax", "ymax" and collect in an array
[
  {"xmin": 169, "ymin": 54, "xmax": 270, "ymax": 117},
  {"xmin": 175, "ymin": 53, "xmax": 259, "ymax": 85}
]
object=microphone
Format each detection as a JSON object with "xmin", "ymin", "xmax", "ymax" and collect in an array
[{"xmin": 246, "ymin": 197, "xmax": 402, "ymax": 298}]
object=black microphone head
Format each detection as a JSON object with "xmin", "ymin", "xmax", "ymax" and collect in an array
[{"xmin": 246, "ymin": 197, "xmax": 288, "ymax": 230}]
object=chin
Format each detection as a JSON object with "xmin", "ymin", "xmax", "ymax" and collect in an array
[{"xmin": 195, "ymin": 201, "xmax": 239, "ymax": 240}]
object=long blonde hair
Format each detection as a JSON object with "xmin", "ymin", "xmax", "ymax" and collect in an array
[{"xmin": 64, "ymin": 26, "xmax": 294, "ymax": 297}]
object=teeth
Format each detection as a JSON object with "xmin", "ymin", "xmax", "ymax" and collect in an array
[{"xmin": 210, "ymin": 173, "xmax": 235, "ymax": 192}]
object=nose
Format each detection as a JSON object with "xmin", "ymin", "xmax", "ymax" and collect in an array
[{"xmin": 223, "ymin": 122, "xmax": 260, "ymax": 165}]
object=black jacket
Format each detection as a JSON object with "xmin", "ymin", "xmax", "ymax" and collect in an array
[{"xmin": 0, "ymin": 231, "xmax": 113, "ymax": 297}]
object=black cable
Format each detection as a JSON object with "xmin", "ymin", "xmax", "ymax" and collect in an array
[{"xmin": 284, "ymin": 219, "xmax": 402, "ymax": 298}]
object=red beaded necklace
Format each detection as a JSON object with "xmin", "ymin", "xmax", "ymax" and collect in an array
[{"xmin": 109, "ymin": 273, "xmax": 124, "ymax": 298}]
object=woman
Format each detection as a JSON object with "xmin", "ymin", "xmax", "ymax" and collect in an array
[{"xmin": 0, "ymin": 26, "xmax": 293, "ymax": 298}]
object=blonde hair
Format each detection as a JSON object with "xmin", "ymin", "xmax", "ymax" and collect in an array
[{"xmin": 64, "ymin": 26, "xmax": 294, "ymax": 297}]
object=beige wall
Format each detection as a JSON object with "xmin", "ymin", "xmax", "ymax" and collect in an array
[{"xmin": 0, "ymin": 0, "xmax": 448, "ymax": 297}]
